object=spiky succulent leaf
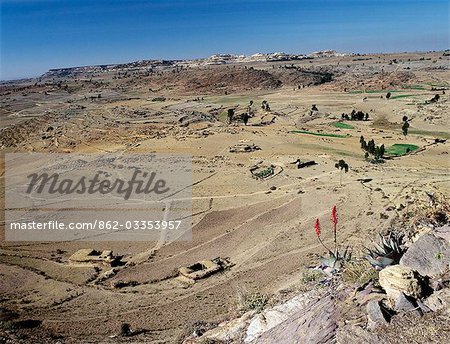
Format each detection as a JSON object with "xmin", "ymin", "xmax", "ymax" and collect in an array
[
  {"xmin": 320, "ymin": 256, "xmax": 337, "ymax": 267},
  {"xmin": 365, "ymin": 256, "xmax": 395, "ymax": 268}
]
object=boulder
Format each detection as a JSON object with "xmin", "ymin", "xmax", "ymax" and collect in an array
[
  {"xmin": 395, "ymin": 292, "xmax": 421, "ymax": 316},
  {"xmin": 423, "ymin": 288, "xmax": 450, "ymax": 314},
  {"xmin": 379, "ymin": 265, "xmax": 422, "ymax": 301},
  {"xmin": 400, "ymin": 233, "xmax": 450, "ymax": 278},
  {"xmin": 366, "ymin": 300, "xmax": 389, "ymax": 330}
]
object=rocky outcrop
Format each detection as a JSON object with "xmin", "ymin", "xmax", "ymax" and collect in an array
[
  {"xmin": 202, "ymin": 311, "xmax": 255, "ymax": 342},
  {"xmin": 252, "ymin": 294, "xmax": 336, "ymax": 344},
  {"xmin": 400, "ymin": 233, "xmax": 450, "ymax": 277},
  {"xmin": 243, "ymin": 290, "xmax": 322, "ymax": 343}
]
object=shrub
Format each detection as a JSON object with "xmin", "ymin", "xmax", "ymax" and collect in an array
[
  {"xmin": 120, "ymin": 323, "xmax": 131, "ymax": 337},
  {"xmin": 301, "ymin": 269, "xmax": 324, "ymax": 284},
  {"xmin": 239, "ymin": 291, "xmax": 268, "ymax": 312}
]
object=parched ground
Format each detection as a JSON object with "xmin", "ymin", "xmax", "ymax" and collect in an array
[{"xmin": 1, "ymin": 51, "xmax": 449, "ymax": 343}]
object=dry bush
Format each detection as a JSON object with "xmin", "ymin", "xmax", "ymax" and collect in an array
[
  {"xmin": 235, "ymin": 287, "xmax": 269, "ymax": 313},
  {"xmin": 376, "ymin": 311, "xmax": 450, "ymax": 344},
  {"xmin": 341, "ymin": 259, "xmax": 379, "ymax": 286},
  {"xmin": 404, "ymin": 191, "xmax": 449, "ymax": 233}
]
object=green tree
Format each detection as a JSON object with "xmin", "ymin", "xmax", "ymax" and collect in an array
[
  {"xmin": 227, "ymin": 108, "xmax": 234, "ymax": 123},
  {"xmin": 402, "ymin": 121, "xmax": 409, "ymax": 136},
  {"xmin": 360, "ymin": 136, "xmax": 367, "ymax": 150}
]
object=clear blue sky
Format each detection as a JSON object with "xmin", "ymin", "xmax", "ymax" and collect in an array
[{"xmin": 1, "ymin": 0, "xmax": 448, "ymax": 80}]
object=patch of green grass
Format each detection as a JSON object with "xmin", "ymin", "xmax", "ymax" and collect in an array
[
  {"xmin": 331, "ymin": 122, "xmax": 354, "ymax": 129},
  {"xmin": 385, "ymin": 143, "xmax": 419, "ymax": 156},
  {"xmin": 297, "ymin": 144, "xmax": 360, "ymax": 157},
  {"xmin": 425, "ymin": 82, "xmax": 450, "ymax": 88},
  {"xmin": 410, "ymin": 129, "xmax": 450, "ymax": 140},
  {"xmin": 389, "ymin": 94, "xmax": 416, "ymax": 99},
  {"xmin": 290, "ymin": 130, "xmax": 350, "ymax": 138},
  {"xmin": 402, "ymin": 85, "xmax": 426, "ymax": 90},
  {"xmin": 219, "ymin": 110, "xmax": 228, "ymax": 122},
  {"xmin": 349, "ymin": 90, "xmax": 398, "ymax": 94}
]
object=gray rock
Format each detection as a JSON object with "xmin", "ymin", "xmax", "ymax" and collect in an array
[
  {"xmin": 400, "ymin": 233, "xmax": 450, "ymax": 278},
  {"xmin": 423, "ymin": 288, "xmax": 450, "ymax": 314},
  {"xmin": 416, "ymin": 299, "xmax": 433, "ymax": 313},
  {"xmin": 366, "ymin": 300, "xmax": 388, "ymax": 330},
  {"xmin": 252, "ymin": 294, "xmax": 337, "ymax": 344},
  {"xmin": 434, "ymin": 225, "xmax": 450, "ymax": 242},
  {"xmin": 395, "ymin": 292, "xmax": 421, "ymax": 316},
  {"xmin": 245, "ymin": 290, "xmax": 321, "ymax": 343}
]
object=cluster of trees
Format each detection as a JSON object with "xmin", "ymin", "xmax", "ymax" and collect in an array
[
  {"xmin": 227, "ymin": 107, "xmax": 250, "ymax": 125},
  {"xmin": 341, "ymin": 110, "xmax": 369, "ymax": 121},
  {"xmin": 360, "ymin": 136, "xmax": 385, "ymax": 162},
  {"xmin": 261, "ymin": 100, "xmax": 271, "ymax": 111},
  {"xmin": 429, "ymin": 94, "xmax": 440, "ymax": 103},
  {"xmin": 335, "ymin": 159, "xmax": 349, "ymax": 172},
  {"xmin": 227, "ymin": 99, "xmax": 271, "ymax": 125}
]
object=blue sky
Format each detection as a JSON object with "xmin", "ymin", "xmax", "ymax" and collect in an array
[{"xmin": 1, "ymin": 0, "xmax": 448, "ymax": 80}]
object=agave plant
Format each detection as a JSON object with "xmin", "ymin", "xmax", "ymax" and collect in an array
[
  {"xmin": 314, "ymin": 206, "xmax": 351, "ymax": 273},
  {"xmin": 365, "ymin": 231, "xmax": 405, "ymax": 269},
  {"xmin": 320, "ymin": 246, "xmax": 352, "ymax": 271}
]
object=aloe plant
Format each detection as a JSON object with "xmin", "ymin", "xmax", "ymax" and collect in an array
[
  {"xmin": 365, "ymin": 231, "xmax": 405, "ymax": 269},
  {"xmin": 320, "ymin": 246, "xmax": 352, "ymax": 270},
  {"xmin": 314, "ymin": 206, "xmax": 351, "ymax": 272}
]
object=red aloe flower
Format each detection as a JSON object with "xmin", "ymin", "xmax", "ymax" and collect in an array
[
  {"xmin": 314, "ymin": 218, "xmax": 321, "ymax": 237},
  {"xmin": 331, "ymin": 205, "xmax": 338, "ymax": 255},
  {"xmin": 331, "ymin": 205, "xmax": 338, "ymax": 229}
]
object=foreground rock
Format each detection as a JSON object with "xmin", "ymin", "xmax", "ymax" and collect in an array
[
  {"xmin": 366, "ymin": 300, "xmax": 389, "ymax": 329},
  {"xmin": 251, "ymin": 294, "xmax": 336, "ymax": 344},
  {"xmin": 379, "ymin": 265, "xmax": 423, "ymax": 301},
  {"xmin": 244, "ymin": 290, "xmax": 321, "ymax": 343},
  {"xmin": 423, "ymin": 288, "xmax": 450, "ymax": 314},
  {"xmin": 400, "ymin": 233, "xmax": 450, "ymax": 278}
]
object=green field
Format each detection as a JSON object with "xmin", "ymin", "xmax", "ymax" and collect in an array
[
  {"xmin": 331, "ymin": 122, "xmax": 354, "ymax": 129},
  {"xmin": 389, "ymin": 94, "xmax": 417, "ymax": 99},
  {"xmin": 401, "ymin": 85, "xmax": 426, "ymax": 90},
  {"xmin": 349, "ymin": 89, "xmax": 399, "ymax": 94},
  {"xmin": 290, "ymin": 130, "xmax": 350, "ymax": 138},
  {"xmin": 385, "ymin": 144, "xmax": 419, "ymax": 156},
  {"xmin": 410, "ymin": 129, "xmax": 450, "ymax": 140}
]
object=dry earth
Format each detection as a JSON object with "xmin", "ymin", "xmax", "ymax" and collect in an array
[{"xmin": 0, "ymin": 51, "xmax": 449, "ymax": 343}]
